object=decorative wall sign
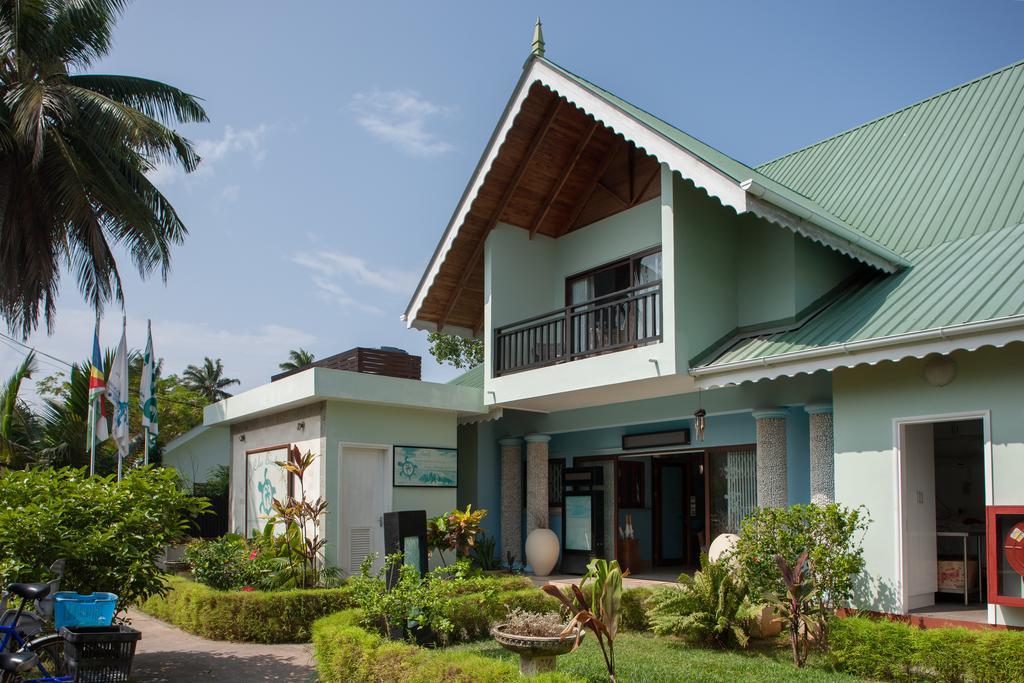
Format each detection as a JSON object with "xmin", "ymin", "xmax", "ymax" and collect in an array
[
  {"xmin": 393, "ymin": 446, "xmax": 458, "ymax": 487},
  {"xmin": 245, "ymin": 445, "xmax": 291, "ymax": 535}
]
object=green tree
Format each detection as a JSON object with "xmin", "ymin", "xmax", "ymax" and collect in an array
[
  {"xmin": 0, "ymin": 0, "xmax": 207, "ymax": 337},
  {"xmin": 279, "ymin": 348, "xmax": 315, "ymax": 372},
  {"xmin": 154, "ymin": 373, "xmax": 204, "ymax": 444},
  {"xmin": 427, "ymin": 332, "xmax": 483, "ymax": 370},
  {"xmin": 0, "ymin": 351, "xmax": 39, "ymax": 466},
  {"xmin": 183, "ymin": 357, "xmax": 239, "ymax": 403}
]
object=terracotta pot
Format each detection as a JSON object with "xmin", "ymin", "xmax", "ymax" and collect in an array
[
  {"xmin": 750, "ymin": 605, "xmax": 783, "ymax": 639},
  {"xmin": 525, "ymin": 528, "xmax": 560, "ymax": 576}
]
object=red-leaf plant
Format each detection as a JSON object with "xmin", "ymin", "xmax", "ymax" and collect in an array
[
  {"xmin": 774, "ymin": 551, "xmax": 816, "ymax": 668},
  {"xmin": 541, "ymin": 558, "xmax": 626, "ymax": 682}
]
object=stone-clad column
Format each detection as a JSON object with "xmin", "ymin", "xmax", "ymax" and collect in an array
[
  {"xmin": 525, "ymin": 434, "xmax": 551, "ymax": 536},
  {"xmin": 752, "ymin": 409, "xmax": 788, "ymax": 508},
  {"xmin": 805, "ymin": 404, "xmax": 835, "ymax": 504},
  {"xmin": 499, "ymin": 438, "xmax": 523, "ymax": 562}
]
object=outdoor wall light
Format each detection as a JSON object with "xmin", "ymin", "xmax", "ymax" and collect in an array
[
  {"xmin": 923, "ymin": 354, "xmax": 957, "ymax": 387},
  {"xmin": 297, "ymin": 421, "xmax": 306, "ymax": 431},
  {"xmin": 239, "ymin": 434, "xmax": 246, "ymax": 442}
]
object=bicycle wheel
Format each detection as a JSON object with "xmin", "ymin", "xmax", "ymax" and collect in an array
[{"xmin": 0, "ymin": 633, "xmax": 65, "ymax": 683}]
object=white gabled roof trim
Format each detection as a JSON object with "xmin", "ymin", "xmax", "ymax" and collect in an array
[
  {"xmin": 690, "ymin": 315, "xmax": 1024, "ymax": 388},
  {"xmin": 404, "ymin": 58, "xmax": 904, "ymax": 329}
]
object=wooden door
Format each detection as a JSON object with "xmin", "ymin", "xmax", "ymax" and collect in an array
[{"xmin": 340, "ymin": 446, "xmax": 387, "ymax": 576}]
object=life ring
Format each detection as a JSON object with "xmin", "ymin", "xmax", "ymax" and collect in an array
[{"xmin": 1004, "ymin": 522, "xmax": 1024, "ymax": 578}]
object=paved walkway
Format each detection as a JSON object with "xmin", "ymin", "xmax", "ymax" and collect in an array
[{"xmin": 127, "ymin": 610, "xmax": 317, "ymax": 682}]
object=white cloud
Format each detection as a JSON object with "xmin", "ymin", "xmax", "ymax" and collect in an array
[
  {"xmin": 310, "ymin": 277, "xmax": 384, "ymax": 316},
  {"xmin": 148, "ymin": 124, "xmax": 269, "ymax": 188},
  {"xmin": 289, "ymin": 249, "xmax": 418, "ymax": 317},
  {"xmin": 350, "ymin": 89, "xmax": 454, "ymax": 156},
  {"xmin": 291, "ymin": 250, "xmax": 417, "ymax": 295}
]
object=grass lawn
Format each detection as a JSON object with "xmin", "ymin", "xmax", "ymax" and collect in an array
[{"xmin": 449, "ymin": 633, "xmax": 865, "ymax": 683}]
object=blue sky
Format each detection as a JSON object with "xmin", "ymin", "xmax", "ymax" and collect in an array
[{"xmin": 3, "ymin": 0, "xmax": 1022, "ymax": 396}]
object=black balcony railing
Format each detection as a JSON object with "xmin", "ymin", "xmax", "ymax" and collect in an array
[{"xmin": 494, "ymin": 281, "xmax": 662, "ymax": 376}]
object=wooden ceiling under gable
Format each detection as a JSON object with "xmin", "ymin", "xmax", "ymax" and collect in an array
[{"xmin": 422, "ymin": 83, "xmax": 662, "ymax": 334}]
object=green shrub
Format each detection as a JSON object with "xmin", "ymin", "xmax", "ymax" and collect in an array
[
  {"xmin": 619, "ymin": 587, "xmax": 654, "ymax": 631},
  {"xmin": 185, "ymin": 534, "xmax": 267, "ymax": 590},
  {"xmin": 912, "ymin": 626, "xmax": 976, "ymax": 682},
  {"xmin": 828, "ymin": 616, "xmax": 914, "ymax": 681},
  {"xmin": 0, "ymin": 466, "xmax": 206, "ymax": 608},
  {"xmin": 139, "ymin": 575, "xmax": 353, "ymax": 642},
  {"xmin": 312, "ymin": 608, "xmax": 580, "ymax": 683},
  {"xmin": 648, "ymin": 554, "xmax": 762, "ymax": 648},
  {"xmin": 962, "ymin": 630, "xmax": 1024, "ymax": 682},
  {"xmin": 347, "ymin": 554, "xmax": 552, "ymax": 645},
  {"xmin": 734, "ymin": 503, "xmax": 869, "ymax": 642}
]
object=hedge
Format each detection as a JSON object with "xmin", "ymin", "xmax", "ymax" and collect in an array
[
  {"xmin": 313, "ymin": 609, "xmax": 581, "ymax": 683},
  {"xmin": 830, "ymin": 616, "xmax": 1024, "ymax": 682},
  {"xmin": 139, "ymin": 575, "xmax": 354, "ymax": 643}
]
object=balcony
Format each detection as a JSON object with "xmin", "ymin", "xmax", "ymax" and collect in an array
[{"xmin": 494, "ymin": 282, "xmax": 662, "ymax": 376}]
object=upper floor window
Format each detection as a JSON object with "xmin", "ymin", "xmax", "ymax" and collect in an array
[{"xmin": 566, "ymin": 247, "xmax": 662, "ymax": 305}]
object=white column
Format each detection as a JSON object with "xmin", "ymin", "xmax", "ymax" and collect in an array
[
  {"xmin": 499, "ymin": 437, "xmax": 523, "ymax": 562},
  {"xmin": 805, "ymin": 404, "xmax": 835, "ymax": 504},
  {"xmin": 752, "ymin": 409, "xmax": 788, "ymax": 508},
  {"xmin": 525, "ymin": 434, "xmax": 551, "ymax": 536}
]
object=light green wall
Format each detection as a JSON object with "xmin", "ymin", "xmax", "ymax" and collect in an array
[
  {"xmin": 323, "ymin": 401, "xmax": 459, "ymax": 568},
  {"xmin": 486, "ymin": 225, "xmax": 557, "ymax": 328},
  {"xmin": 736, "ymin": 214, "xmax": 795, "ymax": 326},
  {"xmin": 795, "ymin": 237, "xmax": 860, "ymax": 312},
  {"xmin": 670, "ymin": 171, "xmax": 863, "ymax": 363},
  {"xmin": 834, "ymin": 344, "xmax": 1024, "ymax": 624},
  {"xmin": 163, "ymin": 426, "xmax": 230, "ymax": 486},
  {"xmin": 673, "ymin": 175, "xmax": 738, "ymax": 364}
]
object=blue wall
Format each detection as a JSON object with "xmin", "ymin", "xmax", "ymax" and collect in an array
[{"xmin": 460, "ymin": 397, "xmax": 817, "ymax": 561}]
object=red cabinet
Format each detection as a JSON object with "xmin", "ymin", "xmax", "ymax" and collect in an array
[{"xmin": 986, "ymin": 506, "xmax": 1024, "ymax": 607}]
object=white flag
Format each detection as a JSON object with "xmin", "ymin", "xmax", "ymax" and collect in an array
[
  {"xmin": 106, "ymin": 319, "xmax": 130, "ymax": 460},
  {"xmin": 139, "ymin": 320, "xmax": 158, "ymax": 436}
]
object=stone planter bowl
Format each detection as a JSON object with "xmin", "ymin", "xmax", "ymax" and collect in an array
[{"xmin": 491, "ymin": 624, "xmax": 583, "ymax": 676}]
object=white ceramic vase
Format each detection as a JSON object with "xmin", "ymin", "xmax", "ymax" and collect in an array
[{"xmin": 525, "ymin": 528, "xmax": 560, "ymax": 577}]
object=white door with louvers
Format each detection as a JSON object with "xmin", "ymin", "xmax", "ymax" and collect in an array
[{"xmin": 340, "ymin": 446, "xmax": 386, "ymax": 576}]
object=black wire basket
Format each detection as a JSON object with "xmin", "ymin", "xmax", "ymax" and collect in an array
[{"xmin": 61, "ymin": 625, "xmax": 141, "ymax": 683}]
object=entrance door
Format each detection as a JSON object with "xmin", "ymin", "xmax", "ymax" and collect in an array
[
  {"xmin": 340, "ymin": 446, "xmax": 387, "ymax": 576},
  {"xmin": 901, "ymin": 423, "xmax": 937, "ymax": 610},
  {"xmin": 659, "ymin": 464, "xmax": 685, "ymax": 563}
]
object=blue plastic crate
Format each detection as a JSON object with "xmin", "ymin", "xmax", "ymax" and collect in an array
[{"xmin": 53, "ymin": 592, "xmax": 118, "ymax": 630}]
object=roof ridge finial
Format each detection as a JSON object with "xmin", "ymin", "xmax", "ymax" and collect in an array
[{"xmin": 531, "ymin": 17, "xmax": 545, "ymax": 58}]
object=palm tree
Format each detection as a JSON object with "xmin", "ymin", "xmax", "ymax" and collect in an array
[
  {"xmin": 0, "ymin": 351, "xmax": 39, "ymax": 466},
  {"xmin": 0, "ymin": 0, "xmax": 208, "ymax": 337},
  {"xmin": 183, "ymin": 358, "xmax": 239, "ymax": 403},
  {"xmin": 279, "ymin": 348, "xmax": 315, "ymax": 372}
]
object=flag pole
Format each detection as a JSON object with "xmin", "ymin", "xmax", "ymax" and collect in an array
[
  {"xmin": 88, "ymin": 398, "xmax": 96, "ymax": 476},
  {"xmin": 144, "ymin": 426, "xmax": 149, "ymax": 467}
]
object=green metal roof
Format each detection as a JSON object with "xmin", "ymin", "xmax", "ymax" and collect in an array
[
  {"xmin": 690, "ymin": 59, "xmax": 1024, "ymax": 371},
  {"xmin": 704, "ymin": 222, "xmax": 1024, "ymax": 367},
  {"xmin": 539, "ymin": 57, "xmax": 907, "ymax": 270},
  {"xmin": 446, "ymin": 364, "xmax": 483, "ymax": 388},
  {"xmin": 757, "ymin": 59, "xmax": 1024, "ymax": 255}
]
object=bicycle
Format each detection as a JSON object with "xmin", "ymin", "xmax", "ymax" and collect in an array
[
  {"xmin": 0, "ymin": 561, "xmax": 68, "ymax": 683},
  {"xmin": 0, "ymin": 651, "xmax": 70, "ymax": 683}
]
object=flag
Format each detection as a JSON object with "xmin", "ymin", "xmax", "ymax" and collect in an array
[
  {"xmin": 139, "ymin": 320, "xmax": 158, "ymax": 437},
  {"xmin": 106, "ymin": 318, "xmax": 130, "ymax": 460},
  {"xmin": 87, "ymin": 322, "xmax": 108, "ymax": 444}
]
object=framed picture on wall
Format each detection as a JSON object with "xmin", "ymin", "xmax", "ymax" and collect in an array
[{"xmin": 393, "ymin": 446, "xmax": 458, "ymax": 488}]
